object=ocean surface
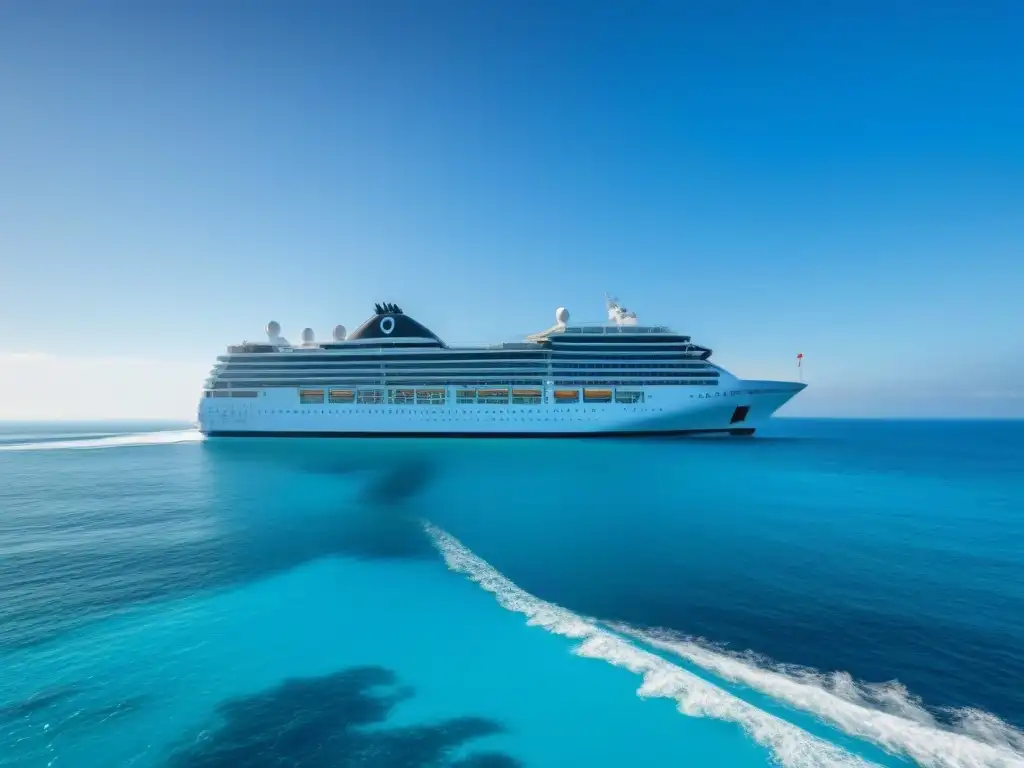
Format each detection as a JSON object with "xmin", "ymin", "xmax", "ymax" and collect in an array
[{"xmin": 1, "ymin": 419, "xmax": 1023, "ymax": 768}]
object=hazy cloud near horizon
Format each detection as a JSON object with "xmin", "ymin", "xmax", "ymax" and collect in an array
[{"xmin": 0, "ymin": 352, "xmax": 209, "ymax": 421}]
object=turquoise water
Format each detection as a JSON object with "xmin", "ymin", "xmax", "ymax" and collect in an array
[{"xmin": 1, "ymin": 419, "xmax": 1022, "ymax": 767}]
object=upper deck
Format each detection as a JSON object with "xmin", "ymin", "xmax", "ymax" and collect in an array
[{"xmin": 221, "ymin": 299, "xmax": 711, "ymax": 360}]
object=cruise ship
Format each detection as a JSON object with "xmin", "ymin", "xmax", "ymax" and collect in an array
[{"xmin": 198, "ymin": 297, "xmax": 805, "ymax": 437}]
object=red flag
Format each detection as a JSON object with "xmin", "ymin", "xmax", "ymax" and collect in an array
[{"xmin": 796, "ymin": 353, "xmax": 804, "ymax": 367}]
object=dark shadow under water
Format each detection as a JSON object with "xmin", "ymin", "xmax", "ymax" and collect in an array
[{"xmin": 165, "ymin": 665, "xmax": 521, "ymax": 768}]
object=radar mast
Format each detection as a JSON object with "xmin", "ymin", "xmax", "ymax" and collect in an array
[{"xmin": 605, "ymin": 294, "xmax": 638, "ymax": 326}]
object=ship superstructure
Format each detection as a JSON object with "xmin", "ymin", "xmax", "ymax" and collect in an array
[{"xmin": 198, "ymin": 297, "xmax": 805, "ymax": 437}]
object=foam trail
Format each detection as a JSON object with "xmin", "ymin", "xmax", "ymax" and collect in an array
[
  {"xmin": 952, "ymin": 711, "xmax": 1024, "ymax": 758},
  {"xmin": 0, "ymin": 429, "xmax": 204, "ymax": 452},
  {"xmin": 424, "ymin": 523, "xmax": 875, "ymax": 768},
  {"xmin": 611, "ymin": 626, "xmax": 1024, "ymax": 768}
]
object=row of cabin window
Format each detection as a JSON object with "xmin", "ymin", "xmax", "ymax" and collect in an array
[
  {"xmin": 552, "ymin": 345, "xmax": 707, "ymax": 353},
  {"xmin": 216, "ymin": 360, "xmax": 712, "ymax": 370},
  {"xmin": 294, "ymin": 397, "xmax": 643, "ymax": 405},
  {"xmin": 211, "ymin": 394, "xmax": 651, "ymax": 405},
  {"xmin": 212, "ymin": 391, "xmax": 643, "ymax": 403},
  {"xmin": 553, "ymin": 379, "xmax": 718, "ymax": 386},
  {"xmin": 296, "ymin": 387, "xmax": 638, "ymax": 405},
  {"xmin": 212, "ymin": 379, "xmax": 546, "ymax": 388},
  {"xmin": 213, "ymin": 372, "xmax": 717, "ymax": 384},
  {"xmin": 215, "ymin": 368, "xmax": 718, "ymax": 379},
  {"xmin": 298, "ymin": 395, "xmax": 552, "ymax": 405},
  {"xmin": 212, "ymin": 379, "xmax": 720, "ymax": 389},
  {"xmin": 220, "ymin": 360, "xmax": 712, "ymax": 370}
]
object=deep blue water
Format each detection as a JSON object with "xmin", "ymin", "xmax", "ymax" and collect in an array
[{"xmin": 0, "ymin": 419, "xmax": 1022, "ymax": 767}]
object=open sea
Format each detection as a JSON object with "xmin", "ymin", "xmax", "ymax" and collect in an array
[{"xmin": 1, "ymin": 418, "xmax": 1023, "ymax": 768}]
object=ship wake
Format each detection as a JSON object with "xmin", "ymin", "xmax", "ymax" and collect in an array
[
  {"xmin": 611, "ymin": 625, "xmax": 1024, "ymax": 768},
  {"xmin": 424, "ymin": 523, "xmax": 1024, "ymax": 768},
  {"xmin": 0, "ymin": 429, "xmax": 204, "ymax": 452}
]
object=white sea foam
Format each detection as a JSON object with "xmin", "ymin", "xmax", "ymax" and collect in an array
[
  {"xmin": 424, "ymin": 522, "xmax": 876, "ymax": 768},
  {"xmin": 610, "ymin": 626, "xmax": 1024, "ymax": 768},
  {"xmin": 0, "ymin": 429, "xmax": 204, "ymax": 452},
  {"xmin": 951, "ymin": 710, "xmax": 1024, "ymax": 757}
]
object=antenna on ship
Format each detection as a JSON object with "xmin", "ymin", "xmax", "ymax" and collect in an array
[{"xmin": 605, "ymin": 293, "xmax": 638, "ymax": 326}]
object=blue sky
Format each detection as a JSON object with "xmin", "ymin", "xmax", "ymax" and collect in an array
[{"xmin": 1, "ymin": 0, "xmax": 1021, "ymax": 419}]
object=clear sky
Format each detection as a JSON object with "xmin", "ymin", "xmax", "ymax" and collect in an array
[{"xmin": 1, "ymin": 0, "xmax": 1021, "ymax": 420}]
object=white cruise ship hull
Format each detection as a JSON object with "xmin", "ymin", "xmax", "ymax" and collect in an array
[{"xmin": 198, "ymin": 380, "xmax": 805, "ymax": 438}]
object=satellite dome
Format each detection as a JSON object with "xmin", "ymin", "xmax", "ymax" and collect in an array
[
  {"xmin": 555, "ymin": 307, "xmax": 570, "ymax": 325},
  {"xmin": 301, "ymin": 327, "xmax": 315, "ymax": 343},
  {"xmin": 266, "ymin": 320, "xmax": 281, "ymax": 337},
  {"xmin": 333, "ymin": 324, "xmax": 347, "ymax": 341}
]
